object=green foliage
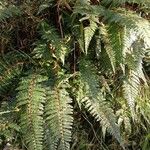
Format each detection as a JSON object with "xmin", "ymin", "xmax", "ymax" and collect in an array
[
  {"xmin": 45, "ymin": 79, "xmax": 73, "ymax": 150},
  {"xmin": 0, "ymin": 101, "xmax": 20, "ymax": 145},
  {"xmin": 16, "ymin": 74, "xmax": 47, "ymax": 150},
  {"xmin": 0, "ymin": 52, "xmax": 24, "ymax": 94},
  {"xmin": 75, "ymin": 59, "xmax": 122, "ymax": 144},
  {"xmin": 83, "ymin": 16, "xmax": 98, "ymax": 54},
  {"xmin": 0, "ymin": 1, "xmax": 21, "ymax": 22},
  {"xmin": 0, "ymin": 0, "xmax": 150, "ymax": 149},
  {"xmin": 101, "ymin": 0, "xmax": 150, "ymax": 7},
  {"xmin": 33, "ymin": 22, "xmax": 69, "ymax": 65},
  {"xmin": 98, "ymin": 25, "xmax": 116, "ymax": 72}
]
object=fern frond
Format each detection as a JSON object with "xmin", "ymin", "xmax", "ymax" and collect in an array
[
  {"xmin": 75, "ymin": 3, "xmax": 150, "ymax": 46},
  {"xmin": 32, "ymin": 42, "xmax": 53, "ymax": 67},
  {"xmin": 16, "ymin": 74, "xmax": 47, "ymax": 150},
  {"xmin": 122, "ymin": 39, "xmax": 147, "ymax": 117},
  {"xmin": 102, "ymin": 9, "xmax": 150, "ymax": 46},
  {"xmin": 0, "ymin": 51, "xmax": 27, "ymax": 94},
  {"xmin": 38, "ymin": 0, "xmax": 54, "ymax": 14},
  {"xmin": 99, "ymin": 25, "xmax": 116, "ymax": 72},
  {"xmin": 107, "ymin": 24, "xmax": 124, "ymax": 67},
  {"xmin": 81, "ymin": 96, "xmax": 122, "ymax": 143},
  {"xmin": 136, "ymin": 87, "xmax": 150, "ymax": 125},
  {"xmin": 0, "ymin": 61, "xmax": 23, "ymax": 94},
  {"xmin": 0, "ymin": 122, "xmax": 20, "ymax": 140},
  {"xmin": 0, "ymin": 100, "xmax": 20, "ymax": 142},
  {"xmin": 75, "ymin": 59, "xmax": 122, "ymax": 144},
  {"xmin": 122, "ymin": 73, "xmax": 139, "ymax": 117},
  {"xmin": 101, "ymin": 0, "xmax": 150, "ymax": 7},
  {"xmin": 116, "ymin": 99, "xmax": 131, "ymax": 134},
  {"xmin": 0, "ymin": 2, "xmax": 21, "ymax": 22},
  {"xmin": 45, "ymin": 80, "xmax": 73, "ymax": 150},
  {"xmin": 83, "ymin": 16, "xmax": 98, "ymax": 54},
  {"xmin": 73, "ymin": 2, "xmax": 103, "ymax": 17},
  {"xmin": 37, "ymin": 22, "xmax": 69, "ymax": 65}
]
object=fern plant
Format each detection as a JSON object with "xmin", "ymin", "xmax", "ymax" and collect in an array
[{"xmin": 0, "ymin": 0, "xmax": 150, "ymax": 149}]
